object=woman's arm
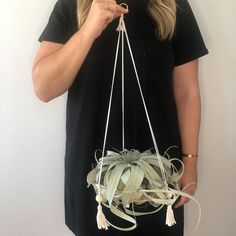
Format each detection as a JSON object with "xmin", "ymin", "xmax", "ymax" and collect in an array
[
  {"xmin": 32, "ymin": 0, "xmax": 128, "ymax": 102},
  {"xmin": 32, "ymin": 31, "xmax": 94, "ymax": 103},
  {"xmin": 172, "ymin": 59, "xmax": 200, "ymax": 208}
]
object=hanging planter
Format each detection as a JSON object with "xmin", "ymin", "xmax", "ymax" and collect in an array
[
  {"xmin": 87, "ymin": 148, "xmax": 186, "ymax": 231},
  {"xmin": 86, "ymin": 5, "xmax": 200, "ymax": 231}
]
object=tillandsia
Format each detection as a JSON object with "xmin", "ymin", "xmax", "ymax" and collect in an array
[{"xmin": 87, "ymin": 148, "xmax": 201, "ymax": 231}]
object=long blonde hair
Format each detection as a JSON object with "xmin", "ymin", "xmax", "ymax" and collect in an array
[{"xmin": 77, "ymin": 0, "xmax": 177, "ymax": 41}]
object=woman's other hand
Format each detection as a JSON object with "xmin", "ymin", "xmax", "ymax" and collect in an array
[{"xmin": 174, "ymin": 160, "xmax": 198, "ymax": 208}]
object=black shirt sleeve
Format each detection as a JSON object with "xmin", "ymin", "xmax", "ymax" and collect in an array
[
  {"xmin": 38, "ymin": 0, "xmax": 77, "ymax": 44},
  {"xmin": 172, "ymin": 0, "xmax": 209, "ymax": 66}
]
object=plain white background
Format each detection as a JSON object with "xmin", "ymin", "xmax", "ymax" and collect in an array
[{"xmin": 0, "ymin": 0, "xmax": 235, "ymax": 235}]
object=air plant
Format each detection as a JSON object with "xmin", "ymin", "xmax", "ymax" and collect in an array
[{"xmin": 87, "ymin": 148, "xmax": 199, "ymax": 231}]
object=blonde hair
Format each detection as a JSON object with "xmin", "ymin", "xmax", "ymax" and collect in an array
[{"xmin": 77, "ymin": 0, "xmax": 177, "ymax": 41}]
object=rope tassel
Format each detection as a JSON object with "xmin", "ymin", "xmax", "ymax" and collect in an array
[
  {"xmin": 96, "ymin": 195, "xmax": 109, "ymax": 230},
  {"xmin": 97, "ymin": 204, "xmax": 109, "ymax": 230},
  {"xmin": 165, "ymin": 205, "xmax": 176, "ymax": 227}
]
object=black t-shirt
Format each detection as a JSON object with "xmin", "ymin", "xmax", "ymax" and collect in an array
[{"xmin": 39, "ymin": 0, "xmax": 208, "ymax": 235}]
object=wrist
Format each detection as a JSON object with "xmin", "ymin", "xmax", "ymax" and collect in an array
[{"xmin": 183, "ymin": 158, "xmax": 198, "ymax": 171}]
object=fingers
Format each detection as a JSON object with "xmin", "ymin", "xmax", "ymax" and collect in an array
[
  {"xmin": 105, "ymin": 1, "xmax": 129, "ymax": 20},
  {"xmin": 174, "ymin": 196, "xmax": 191, "ymax": 208},
  {"xmin": 104, "ymin": 1, "xmax": 118, "ymax": 23},
  {"xmin": 174, "ymin": 183, "xmax": 197, "ymax": 208},
  {"xmin": 103, "ymin": 2, "xmax": 128, "ymax": 25},
  {"xmin": 113, "ymin": 5, "xmax": 128, "ymax": 18},
  {"xmin": 116, "ymin": 4, "xmax": 129, "ymax": 14},
  {"xmin": 105, "ymin": 0, "xmax": 116, "ymax": 12},
  {"xmin": 85, "ymin": 0, "xmax": 129, "ymax": 39},
  {"xmin": 93, "ymin": 0, "xmax": 128, "ymax": 17},
  {"xmin": 104, "ymin": 10, "xmax": 115, "ymax": 24}
]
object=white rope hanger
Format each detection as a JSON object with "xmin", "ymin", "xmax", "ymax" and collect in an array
[{"xmin": 87, "ymin": 7, "xmax": 201, "ymax": 231}]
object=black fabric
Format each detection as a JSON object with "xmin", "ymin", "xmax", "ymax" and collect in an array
[
  {"xmin": 38, "ymin": 0, "xmax": 208, "ymax": 235},
  {"xmin": 173, "ymin": 0, "xmax": 208, "ymax": 66},
  {"xmin": 39, "ymin": 0, "xmax": 77, "ymax": 44}
]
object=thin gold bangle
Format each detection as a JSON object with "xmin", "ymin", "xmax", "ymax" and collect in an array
[{"xmin": 182, "ymin": 153, "xmax": 198, "ymax": 158}]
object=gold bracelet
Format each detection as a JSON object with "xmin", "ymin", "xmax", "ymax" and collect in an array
[{"xmin": 182, "ymin": 153, "xmax": 198, "ymax": 158}]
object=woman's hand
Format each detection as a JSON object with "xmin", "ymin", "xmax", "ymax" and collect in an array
[
  {"xmin": 80, "ymin": 0, "xmax": 129, "ymax": 40},
  {"xmin": 174, "ymin": 160, "xmax": 198, "ymax": 208}
]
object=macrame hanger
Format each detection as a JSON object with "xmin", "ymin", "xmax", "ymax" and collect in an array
[{"xmin": 95, "ymin": 6, "xmax": 176, "ymax": 229}]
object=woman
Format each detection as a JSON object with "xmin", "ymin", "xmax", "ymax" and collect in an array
[{"xmin": 32, "ymin": 0, "xmax": 208, "ymax": 235}]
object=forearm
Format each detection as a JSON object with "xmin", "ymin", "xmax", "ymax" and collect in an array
[
  {"xmin": 175, "ymin": 91, "xmax": 201, "ymax": 169},
  {"xmin": 32, "ymin": 28, "xmax": 94, "ymax": 102},
  {"xmin": 176, "ymin": 91, "xmax": 201, "ymax": 153},
  {"xmin": 172, "ymin": 59, "xmax": 201, "ymax": 172}
]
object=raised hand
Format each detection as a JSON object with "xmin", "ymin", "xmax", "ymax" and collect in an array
[{"xmin": 80, "ymin": 0, "xmax": 129, "ymax": 40}]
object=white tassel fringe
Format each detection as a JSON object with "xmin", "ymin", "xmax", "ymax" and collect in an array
[
  {"xmin": 165, "ymin": 205, "xmax": 176, "ymax": 227},
  {"xmin": 96, "ymin": 194, "xmax": 109, "ymax": 230},
  {"xmin": 97, "ymin": 204, "xmax": 109, "ymax": 230}
]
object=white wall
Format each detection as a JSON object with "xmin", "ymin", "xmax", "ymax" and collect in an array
[{"xmin": 0, "ymin": 0, "xmax": 235, "ymax": 235}]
